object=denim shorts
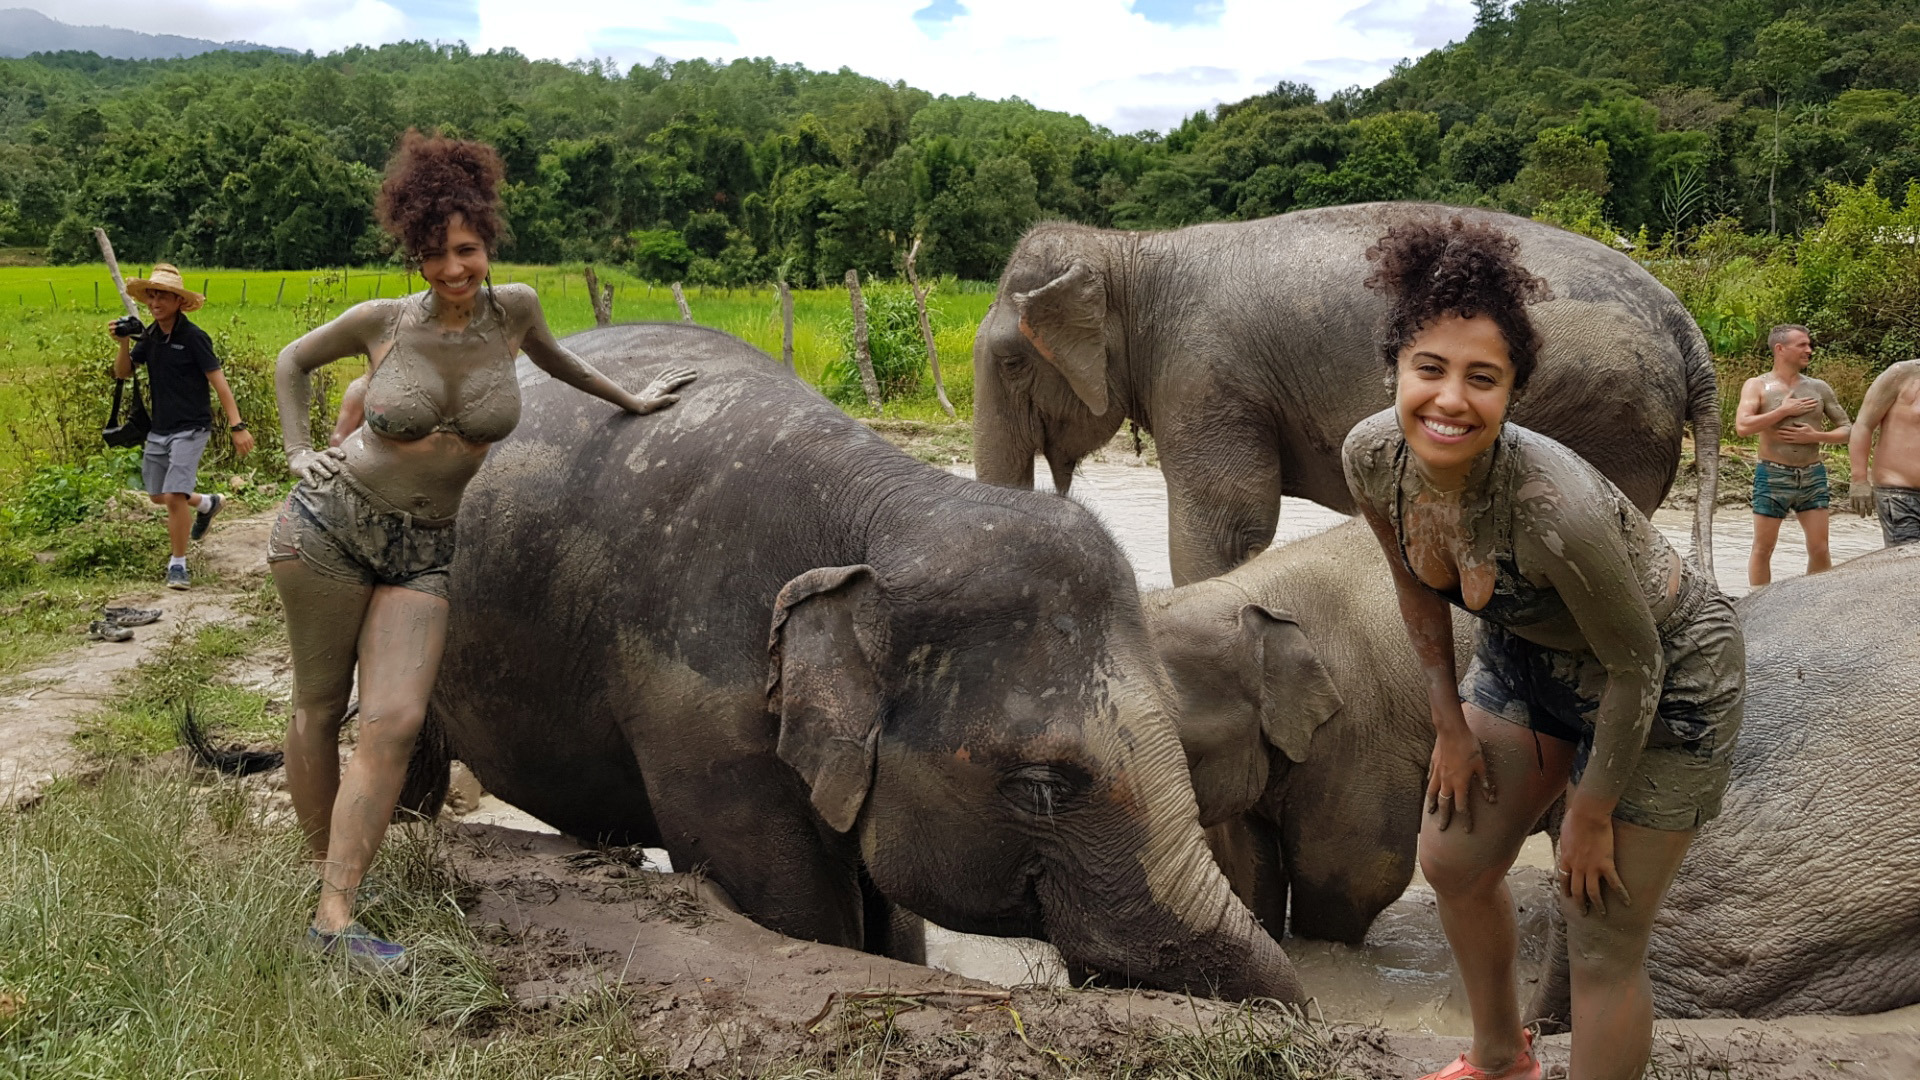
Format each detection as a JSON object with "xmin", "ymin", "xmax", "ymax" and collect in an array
[
  {"xmin": 142, "ymin": 428, "xmax": 211, "ymax": 496},
  {"xmin": 1876, "ymin": 485, "xmax": 1920, "ymax": 547},
  {"xmin": 266, "ymin": 469, "xmax": 456, "ymax": 600},
  {"xmin": 1751, "ymin": 460, "xmax": 1829, "ymax": 518},
  {"xmin": 1459, "ymin": 577, "xmax": 1745, "ymax": 831}
]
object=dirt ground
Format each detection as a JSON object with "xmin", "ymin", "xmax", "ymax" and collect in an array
[{"xmin": 4, "ymin": 491, "xmax": 1919, "ymax": 1077}]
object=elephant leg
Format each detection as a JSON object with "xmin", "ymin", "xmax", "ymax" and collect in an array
[
  {"xmin": 1205, "ymin": 814, "xmax": 1289, "ymax": 938},
  {"xmin": 645, "ymin": 753, "xmax": 865, "ymax": 949},
  {"xmin": 1160, "ymin": 422, "xmax": 1283, "ymax": 586},
  {"xmin": 1279, "ymin": 755, "xmax": 1424, "ymax": 945},
  {"xmin": 859, "ymin": 866, "xmax": 927, "ymax": 963}
]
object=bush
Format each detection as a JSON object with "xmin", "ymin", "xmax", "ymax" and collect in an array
[
  {"xmin": 0, "ymin": 448, "xmax": 142, "ymax": 536},
  {"xmin": 50, "ymin": 517, "xmax": 167, "ymax": 578},
  {"xmin": 0, "ymin": 542, "xmax": 34, "ymax": 589},
  {"xmin": 822, "ymin": 284, "xmax": 932, "ymax": 406}
]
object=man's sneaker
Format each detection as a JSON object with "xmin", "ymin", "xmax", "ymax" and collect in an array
[
  {"xmin": 166, "ymin": 564, "xmax": 190, "ymax": 590},
  {"xmin": 307, "ymin": 921, "xmax": 409, "ymax": 974},
  {"xmin": 103, "ymin": 606, "xmax": 162, "ymax": 627},
  {"xmin": 190, "ymin": 494, "xmax": 224, "ymax": 541},
  {"xmin": 87, "ymin": 620, "xmax": 134, "ymax": 643}
]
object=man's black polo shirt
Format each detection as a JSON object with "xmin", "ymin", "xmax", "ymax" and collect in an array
[{"xmin": 131, "ymin": 313, "xmax": 222, "ymax": 435}]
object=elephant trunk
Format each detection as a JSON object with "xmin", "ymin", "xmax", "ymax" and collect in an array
[
  {"xmin": 1042, "ymin": 683, "xmax": 1305, "ymax": 1003},
  {"xmin": 971, "ymin": 329, "xmax": 1036, "ymax": 489}
]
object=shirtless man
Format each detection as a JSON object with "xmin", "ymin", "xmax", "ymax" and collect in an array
[
  {"xmin": 1734, "ymin": 325, "xmax": 1852, "ymax": 586},
  {"xmin": 1848, "ymin": 359, "xmax": 1920, "ymax": 547}
]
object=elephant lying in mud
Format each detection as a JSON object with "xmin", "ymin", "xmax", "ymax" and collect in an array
[
  {"xmin": 973, "ymin": 202, "xmax": 1720, "ymax": 584},
  {"xmin": 423, "ymin": 323, "xmax": 1302, "ymax": 1002},
  {"xmin": 1529, "ymin": 542, "xmax": 1920, "ymax": 1019},
  {"xmin": 1142, "ymin": 518, "xmax": 1460, "ymax": 943}
]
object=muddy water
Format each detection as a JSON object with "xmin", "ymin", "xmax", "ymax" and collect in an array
[{"xmin": 921, "ymin": 460, "xmax": 1888, "ymax": 1030}]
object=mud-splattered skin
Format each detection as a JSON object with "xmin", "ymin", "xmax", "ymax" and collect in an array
[
  {"xmin": 428, "ymin": 323, "xmax": 1302, "ymax": 1002},
  {"xmin": 1529, "ymin": 543, "xmax": 1920, "ymax": 1019},
  {"xmin": 274, "ymin": 284, "xmax": 663, "ymax": 519},
  {"xmin": 1744, "ymin": 370, "xmax": 1850, "ymax": 467},
  {"xmin": 973, "ymin": 202, "xmax": 1722, "ymax": 584},
  {"xmin": 1345, "ymin": 410, "xmax": 1685, "ymax": 804}
]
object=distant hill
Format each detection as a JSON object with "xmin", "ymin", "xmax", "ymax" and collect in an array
[{"xmin": 0, "ymin": 9, "xmax": 293, "ymax": 60}]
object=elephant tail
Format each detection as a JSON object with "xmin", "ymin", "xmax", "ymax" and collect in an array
[
  {"xmin": 1672, "ymin": 302, "xmax": 1720, "ymax": 575},
  {"xmin": 179, "ymin": 698, "xmax": 452, "ymax": 821},
  {"xmin": 180, "ymin": 702, "xmax": 284, "ymax": 776}
]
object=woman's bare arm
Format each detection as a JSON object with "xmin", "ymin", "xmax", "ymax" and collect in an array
[
  {"xmin": 275, "ymin": 302, "xmax": 396, "ymax": 471},
  {"xmin": 505, "ymin": 284, "xmax": 694, "ymax": 414}
]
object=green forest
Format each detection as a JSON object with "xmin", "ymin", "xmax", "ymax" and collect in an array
[{"xmin": 4, "ymin": 0, "xmax": 1920, "ymax": 287}]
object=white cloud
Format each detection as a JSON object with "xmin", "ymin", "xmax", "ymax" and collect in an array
[{"xmin": 29, "ymin": 0, "xmax": 1478, "ymax": 131}]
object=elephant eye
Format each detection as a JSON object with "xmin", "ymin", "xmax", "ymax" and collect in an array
[{"xmin": 999, "ymin": 763, "xmax": 1091, "ymax": 818}]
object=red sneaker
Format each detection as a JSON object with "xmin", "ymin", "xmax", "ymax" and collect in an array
[{"xmin": 1417, "ymin": 1030, "xmax": 1542, "ymax": 1080}]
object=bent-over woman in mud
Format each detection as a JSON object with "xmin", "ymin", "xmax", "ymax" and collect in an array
[
  {"xmin": 271, "ymin": 131, "xmax": 695, "ymax": 970},
  {"xmin": 1341, "ymin": 219, "xmax": 1743, "ymax": 1080}
]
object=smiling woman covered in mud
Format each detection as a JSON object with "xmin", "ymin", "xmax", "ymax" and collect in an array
[
  {"xmin": 269, "ymin": 131, "xmax": 695, "ymax": 971},
  {"xmin": 1341, "ymin": 219, "xmax": 1744, "ymax": 1080}
]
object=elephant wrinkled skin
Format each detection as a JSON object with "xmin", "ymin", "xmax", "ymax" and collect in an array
[
  {"xmin": 426, "ymin": 323, "xmax": 1303, "ymax": 1002},
  {"xmin": 974, "ymin": 203, "xmax": 1720, "ymax": 584}
]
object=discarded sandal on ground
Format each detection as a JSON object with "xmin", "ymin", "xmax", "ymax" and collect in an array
[
  {"xmin": 87, "ymin": 620, "xmax": 134, "ymax": 643},
  {"xmin": 1418, "ymin": 1030, "xmax": 1542, "ymax": 1080},
  {"xmin": 306, "ymin": 921, "xmax": 409, "ymax": 974},
  {"xmin": 103, "ymin": 606, "xmax": 162, "ymax": 627}
]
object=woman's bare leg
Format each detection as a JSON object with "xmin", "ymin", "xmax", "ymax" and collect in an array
[
  {"xmin": 1419, "ymin": 704, "xmax": 1575, "ymax": 1072},
  {"xmin": 272, "ymin": 559, "xmax": 372, "ymax": 864},
  {"xmin": 313, "ymin": 584, "xmax": 448, "ymax": 932},
  {"xmin": 1565, "ymin": 821, "xmax": 1694, "ymax": 1080}
]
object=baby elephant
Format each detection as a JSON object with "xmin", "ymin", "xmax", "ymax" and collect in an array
[{"xmin": 1142, "ymin": 518, "xmax": 1465, "ymax": 943}]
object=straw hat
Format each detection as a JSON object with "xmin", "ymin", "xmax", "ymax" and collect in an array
[{"xmin": 126, "ymin": 263, "xmax": 205, "ymax": 312}]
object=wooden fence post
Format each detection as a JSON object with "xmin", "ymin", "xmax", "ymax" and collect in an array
[
  {"xmin": 240, "ymin": 280, "xmax": 247, "ymax": 306},
  {"xmin": 903, "ymin": 236, "xmax": 955, "ymax": 418},
  {"xmin": 777, "ymin": 280, "xmax": 795, "ymax": 369},
  {"xmin": 584, "ymin": 265, "xmax": 614, "ymax": 327},
  {"xmin": 277, "ymin": 277, "xmax": 287, "ymax": 306},
  {"xmin": 47, "ymin": 281, "xmax": 57, "ymax": 306},
  {"xmin": 91, "ymin": 227, "xmax": 139, "ymax": 318},
  {"xmin": 845, "ymin": 269, "xmax": 882, "ymax": 410},
  {"xmin": 671, "ymin": 282, "xmax": 693, "ymax": 323}
]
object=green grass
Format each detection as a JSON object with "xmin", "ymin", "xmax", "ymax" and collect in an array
[{"xmin": 0, "ymin": 264, "xmax": 986, "ymax": 478}]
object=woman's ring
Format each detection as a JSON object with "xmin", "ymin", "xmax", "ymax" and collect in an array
[{"xmin": 1439, "ymin": 793, "xmax": 1453, "ymax": 801}]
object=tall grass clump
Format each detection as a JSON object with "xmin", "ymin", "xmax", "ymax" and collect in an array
[
  {"xmin": 823, "ymin": 284, "xmax": 931, "ymax": 406},
  {"xmin": 0, "ymin": 766, "xmax": 512, "ymax": 1078}
]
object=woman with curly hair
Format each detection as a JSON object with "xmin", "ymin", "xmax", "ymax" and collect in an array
[
  {"xmin": 270, "ymin": 131, "xmax": 695, "ymax": 970},
  {"xmin": 1341, "ymin": 219, "xmax": 1743, "ymax": 1080}
]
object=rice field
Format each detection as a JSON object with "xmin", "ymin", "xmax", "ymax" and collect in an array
[{"xmin": 0, "ymin": 263, "xmax": 991, "ymax": 475}]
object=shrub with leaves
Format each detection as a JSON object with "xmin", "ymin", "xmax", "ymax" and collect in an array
[{"xmin": 822, "ymin": 284, "xmax": 933, "ymax": 407}]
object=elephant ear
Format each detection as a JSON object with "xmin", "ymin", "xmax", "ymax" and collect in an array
[
  {"xmin": 768, "ymin": 565, "xmax": 890, "ymax": 833},
  {"xmin": 1011, "ymin": 261, "xmax": 1110, "ymax": 416},
  {"xmin": 1238, "ymin": 604, "xmax": 1343, "ymax": 763}
]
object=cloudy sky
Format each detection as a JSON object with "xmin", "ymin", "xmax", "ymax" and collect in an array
[{"xmin": 29, "ymin": 0, "xmax": 1477, "ymax": 132}]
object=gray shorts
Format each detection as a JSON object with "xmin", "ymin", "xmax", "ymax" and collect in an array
[
  {"xmin": 1877, "ymin": 486, "xmax": 1920, "ymax": 547},
  {"xmin": 1459, "ymin": 576, "xmax": 1745, "ymax": 831},
  {"xmin": 266, "ymin": 469, "xmax": 456, "ymax": 600},
  {"xmin": 142, "ymin": 428, "xmax": 211, "ymax": 496}
]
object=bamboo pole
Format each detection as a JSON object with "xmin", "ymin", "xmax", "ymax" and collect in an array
[
  {"xmin": 903, "ymin": 236, "xmax": 955, "ymax": 418},
  {"xmin": 277, "ymin": 277, "xmax": 287, "ymax": 306},
  {"xmin": 92, "ymin": 227, "xmax": 139, "ymax": 318},
  {"xmin": 778, "ymin": 280, "xmax": 795, "ymax": 369},
  {"xmin": 671, "ymin": 282, "xmax": 693, "ymax": 323},
  {"xmin": 845, "ymin": 269, "xmax": 882, "ymax": 409}
]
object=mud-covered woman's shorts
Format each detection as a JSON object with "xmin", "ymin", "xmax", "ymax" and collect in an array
[
  {"xmin": 266, "ymin": 469, "xmax": 457, "ymax": 601},
  {"xmin": 1458, "ymin": 576, "xmax": 1744, "ymax": 831}
]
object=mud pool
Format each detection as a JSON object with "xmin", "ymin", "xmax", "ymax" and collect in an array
[{"xmin": 471, "ymin": 457, "xmax": 1888, "ymax": 1036}]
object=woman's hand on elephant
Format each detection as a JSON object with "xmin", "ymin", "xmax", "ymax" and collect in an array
[
  {"xmin": 1426, "ymin": 728, "xmax": 1494, "ymax": 832},
  {"xmin": 1849, "ymin": 482, "xmax": 1876, "ymax": 517},
  {"xmin": 627, "ymin": 367, "xmax": 698, "ymax": 415},
  {"xmin": 1558, "ymin": 798, "xmax": 1629, "ymax": 916},
  {"xmin": 289, "ymin": 446, "xmax": 345, "ymax": 482}
]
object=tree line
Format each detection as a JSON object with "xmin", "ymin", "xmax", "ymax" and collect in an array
[{"xmin": 2, "ymin": 0, "xmax": 1918, "ymax": 286}]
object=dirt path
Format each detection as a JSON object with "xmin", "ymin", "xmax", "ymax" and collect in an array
[{"xmin": 0, "ymin": 510, "xmax": 272, "ymax": 806}]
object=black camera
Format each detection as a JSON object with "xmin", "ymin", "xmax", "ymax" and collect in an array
[{"xmin": 112, "ymin": 315, "xmax": 145, "ymax": 339}]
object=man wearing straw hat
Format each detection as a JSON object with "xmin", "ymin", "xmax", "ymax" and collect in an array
[{"xmin": 109, "ymin": 263, "xmax": 254, "ymax": 589}]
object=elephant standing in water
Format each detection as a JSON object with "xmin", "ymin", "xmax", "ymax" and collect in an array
[
  {"xmin": 425, "ymin": 323, "xmax": 1303, "ymax": 1002},
  {"xmin": 1143, "ymin": 518, "xmax": 1463, "ymax": 943},
  {"xmin": 973, "ymin": 202, "xmax": 1720, "ymax": 584}
]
